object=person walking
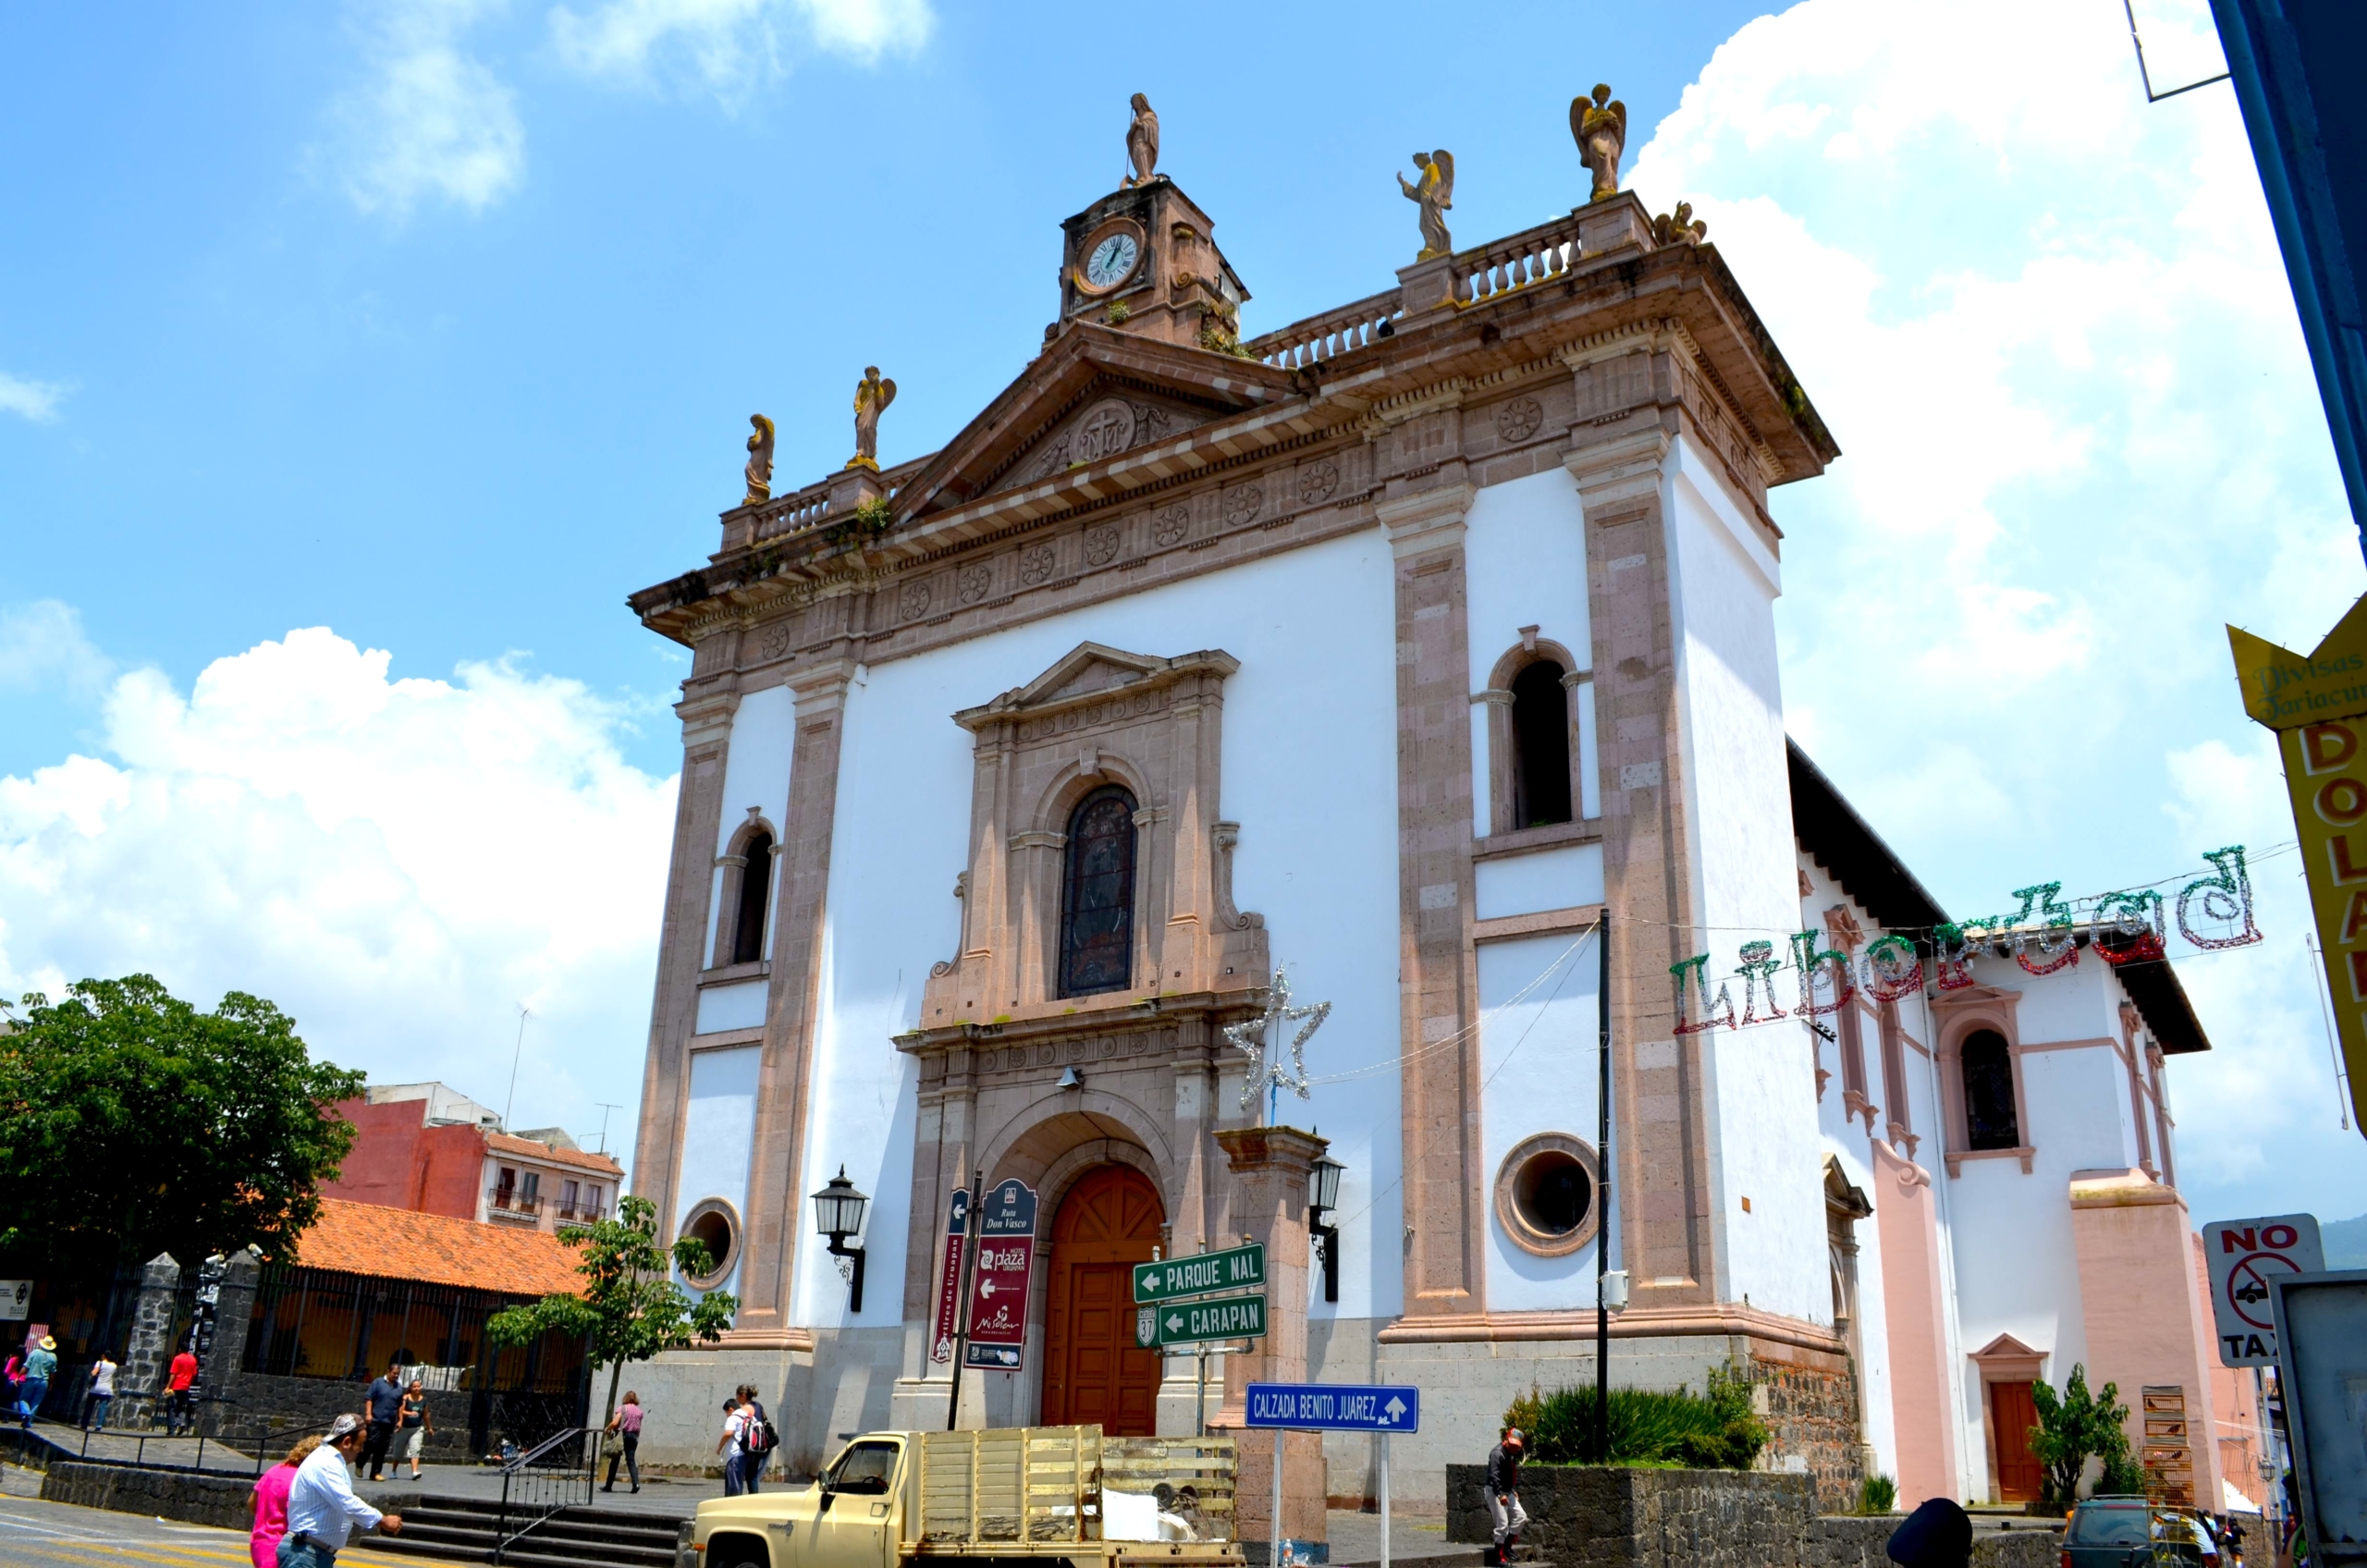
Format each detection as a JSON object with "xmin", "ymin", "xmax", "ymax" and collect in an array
[
  {"xmin": 398, "ymin": 1379, "xmax": 434, "ymax": 1481},
  {"xmin": 280, "ymin": 1414, "xmax": 402, "ymax": 1567},
  {"xmin": 357, "ymin": 1361, "xmax": 405, "ymax": 1482},
  {"xmin": 4, "ymin": 1351, "xmax": 22, "ymax": 1421},
  {"xmin": 165, "ymin": 1345, "xmax": 200, "ymax": 1435},
  {"xmin": 735, "ymin": 1384, "xmax": 774, "ymax": 1492},
  {"xmin": 82, "ymin": 1352, "xmax": 117, "ymax": 1431},
  {"xmin": 1482, "ymin": 1427, "xmax": 1527, "ymax": 1567},
  {"xmin": 16, "ymin": 1336, "xmax": 56, "ymax": 1430},
  {"xmin": 602, "ymin": 1391, "xmax": 644, "ymax": 1494},
  {"xmin": 717, "ymin": 1396, "xmax": 747, "ymax": 1497},
  {"xmin": 250, "ymin": 1435, "xmax": 321, "ymax": 1568}
]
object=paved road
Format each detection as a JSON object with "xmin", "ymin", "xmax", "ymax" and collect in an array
[{"xmin": 0, "ymin": 1485, "xmax": 474, "ymax": 1568}]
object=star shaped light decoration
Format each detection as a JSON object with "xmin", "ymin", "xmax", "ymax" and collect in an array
[{"xmin": 1224, "ymin": 966, "xmax": 1332, "ymax": 1121}]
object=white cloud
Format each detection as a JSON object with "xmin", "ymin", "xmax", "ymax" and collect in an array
[
  {"xmin": 0, "ymin": 372, "xmax": 67, "ymax": 423},
  {"xmin": 335, "ymin": 0, "xmax": 526, "ymax": 217},
  {"xmin": 0, "ymin": 602, "xmax": 115, "ymax": 702},
  {"xmin": 1631, "ymin": 0, "xmax": 2367, "ymax": 1215},
  {"xmin": 549, "ymin": 0, "xmax": 931, "ymax": 96},
  {"xmin": 0, "ymin": 626, "xmax": 676, "ymax": 1164}
]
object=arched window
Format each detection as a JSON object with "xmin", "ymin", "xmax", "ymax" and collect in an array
[
  {"xmin": 730, "ymin": 831, "xmax": 773, "ymax": 965},
  {"xmin": 1060, "ymin": 785, "xmax": 1137, "ymax": 998},
  {"xmin": 1961, "ymin": 1029, "xmax": 2020, "ymax": 1149},
  {"xmin": 1509, "ymin": 661, "xmax": 1572, "ymax": 827}
]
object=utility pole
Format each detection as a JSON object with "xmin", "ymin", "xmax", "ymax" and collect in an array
[
  {"xmin": 947, "ymin": 1167, "xmax": 983, "ymax": 1430},
  {"xmin": 502, "ymin": 1006, "xmax": 532, "ymax": 1133},
  {"xmin": 1594, "ymin": 915, "xmax": 1613, "ymax": 1465}
]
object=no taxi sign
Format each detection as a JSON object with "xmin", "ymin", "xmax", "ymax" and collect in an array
[{"xmin": 2202, "ymin": 1213, "xmax": 2324, "ymax": 1365}]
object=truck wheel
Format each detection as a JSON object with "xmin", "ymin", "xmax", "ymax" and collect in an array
[{"xmin": 705, "ymin": 1532, "xmax": 772, "ymax": 1568}]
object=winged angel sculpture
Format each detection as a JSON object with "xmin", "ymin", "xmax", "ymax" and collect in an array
[
  {"xmin": 1123, "ymin": 93, "xmax": 1159, "ymax": 188},
  {"xmin": 1397, "ymin": 149, "xmax": 1454, "ymax": 261},
  {"xmin": 850, "ymin": 366, "xmax": 896, "ymax": 469},
  {"xmin": 1572, "ymin": 84, "xmax": 1626, "ymax": 202}
]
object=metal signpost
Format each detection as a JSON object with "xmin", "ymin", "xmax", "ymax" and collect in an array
[
  {"xmin": 2268, "ymin": 1270, "xmax": 2367, "ymax": 1567},
  {"xmin": 2203, "ymin": 1213, "xmax": 2324, "ymax": 1364},
  {"xmin": 964, "ymin": 1178, "xmax": 1039, "ymax": 1371},
  {"xmin": 1245, "ymin": 1382, "xmax": 1421, "ymax": 1568},
  {"xmin": 931, "ymin": 1185, "xmax": 971, "ymax": 1365}
]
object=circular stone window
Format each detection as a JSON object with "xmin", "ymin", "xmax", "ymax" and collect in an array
[
  {"xmin": 1493, "ymin": 1133, "xmax": 1601, "ymax": 1256},
  {"xmin": 678, "ymin": 1198, "xmax": 742, "ymax": 1290}
]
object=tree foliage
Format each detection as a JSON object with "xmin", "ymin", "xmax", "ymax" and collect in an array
[
  {"xmin": 2030, "ymin": 1363, "xmax": 2136, "ymax": 1511},
  {"xmin": 0, "ymin": 975, "xmax": 364, "ymax": 1278},
  {"xmin": 485, "ymin": 1194, "xmax": 736, "ymax": 1425}
]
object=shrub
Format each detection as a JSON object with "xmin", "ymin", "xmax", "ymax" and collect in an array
[
  {"xmin": 1502, "ymin": 1362, "xmax": 1768, "ymax": 1469},
  {"xmin": 2031, "ymin": 1365, "xmax": 2133, "ymax": 1513},
  {"xmin": 1858, "ymin": 1475, "xmax": 1898, "ymax": 1515}
]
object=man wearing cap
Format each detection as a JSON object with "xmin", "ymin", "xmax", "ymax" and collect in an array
[
  {"xmin": 1483, "ymin": 1427, "xmax": 1527, "ymax": 1566},
  {"xmin": 280, "ymin": 1414, "xmax": 402, "ymax": 1566}
]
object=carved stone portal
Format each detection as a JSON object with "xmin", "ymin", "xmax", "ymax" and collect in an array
[{"xmin": 917, "ymin": 642, "xmax": 1269, "ymax": 1030}]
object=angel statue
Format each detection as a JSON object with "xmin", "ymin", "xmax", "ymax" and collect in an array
[
  {"xmin": 1122, "ymin": 92, "xmax": 1159, "ymax": 188},
  {"xmin": 850, "ymin": 366, "xmax": 896, "ymax": 470},
  {"xmin": 1396, "ymin": 149, "xmax": 1454, "ymax": 261},
  {"xmin": 1572, "ymin": 83, "xmax": 1626, "ymax": 202},
  {"xmin": 1651, "ymin": 202, "xmax": 1708, "ymax": 248},
  {"xmin": 742, "ymin": 413, "xmax": 776, "ymax": 505}
]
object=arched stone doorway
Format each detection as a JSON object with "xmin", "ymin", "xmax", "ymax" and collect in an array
[{"xmin": 1040, "ymin": 1164, "xmax": 1164, "ymax": 1433}]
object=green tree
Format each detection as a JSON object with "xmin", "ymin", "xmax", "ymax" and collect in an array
[
  {"xmin": 485, "ymin": 1194, "xmax": 737, "ymax": 1426},
  {"xmin": 2030, "ymin": 1363, "xmax": 2135, "ymax": 1512},
  {"xmin": 0, "ymin": 975, "xmax": 364, "ymax": 1277}
]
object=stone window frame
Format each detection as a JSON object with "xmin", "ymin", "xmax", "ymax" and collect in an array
[
  {"xmin": 2117, "ymin": 1002, "xmax": 2157, "ymax": 1178},
  {"xmin": 1931, "ymin": 986, "xmax": 2036, "ymax": 1177},
  {"xmin": 1025, "ymin": 756, "xmax": 1161, "ymax": 1008},
  {"xmin": 1491, "ymin": 1131, "xmax": 1603, "ymax": 1257},
  {"xmin": 1476, "ymin": 632, "xmax": 1594, "ymax": 839},
  {"xmin": 710, "ymin": 808, "xmax": 782, "ymax": 972},
  {"xmin": 677, "ymin": 1195, "xmax": 743, "ymax": 1291},
  {"xmin": 1969, "ymin": 1332, "xmax": 2048, "ymax": 1505}
]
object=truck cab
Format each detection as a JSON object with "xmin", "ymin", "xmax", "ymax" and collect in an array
[{"xmin": 700, "ymin": 1434, "xmax": 907, "ymax": 1568}]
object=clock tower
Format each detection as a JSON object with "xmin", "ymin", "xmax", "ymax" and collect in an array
[{"xmin": 1055, "ymin": 178, "xmax": 1250, "ymax": 351}]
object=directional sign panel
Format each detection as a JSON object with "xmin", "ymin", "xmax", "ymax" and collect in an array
[
  {"xmin": 1245, "ymin": 1382, "xmax": 1421, "ymax": 1433},
  {"xmin": 1135, "ymin": 1290, "xmax": 1267, "ymax": 1350},
  {"xmin": 1133, "ymin": 1243, "xmax": 1266, "ymax": 1305},
  {"xmin": 2203, "ymin": 1213, "xmax": 2324, "ymax": 1365}
]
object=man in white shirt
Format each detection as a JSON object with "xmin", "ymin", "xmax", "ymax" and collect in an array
[{"xmin": 282, "ymin": 1414, "xmax": 402, "ymax": 1565}]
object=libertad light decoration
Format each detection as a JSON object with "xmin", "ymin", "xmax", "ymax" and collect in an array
[
  {"xmin": 1671, "ymin": 845, "xmax": 2263, "ymax": 1035},
  {"xmin": 1226, "ymin": 966, "xmax": 1332, "ymax": 1124}
]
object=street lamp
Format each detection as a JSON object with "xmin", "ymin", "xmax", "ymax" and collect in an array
[
  {"xmin": 811, "ymin": 1166, "xmax": 870, "ymax": 1313},
  {"xmin": 1307, "ymin": 1149, "xmax": 1344, "ymax": 1305}
]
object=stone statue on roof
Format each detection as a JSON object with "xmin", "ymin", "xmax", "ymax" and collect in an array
[
  {"xmin": 743, "ymin": 413, "xmax": 775, "ymax": 505},
  {"xmin": 850, "ymin": 367, "xmax": 895, "ymax": 470},
  {"xmin": 1397, "ymin": 149, "xmax": 1454, "ymax": 261},
  {"xmin": 1123, "ymin": 93, "xmax": 1159, "ymax": 188},
  {"xmin": 1572, "ymin": 84, "xmax": 1626, "ymax": 202}
]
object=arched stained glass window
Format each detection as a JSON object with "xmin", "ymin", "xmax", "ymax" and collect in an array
[
  {"xmin": 1961, "ymin": 1029, "xmax": 2020, "ymax": 1150},
  {"xmin": 1060, "ymin": 786, "xmax": 1137, "ymax": 998},
  {"xmin": 731, "ymin": 832, "xmax": 773, "ymax": 965},
  {"xmin": 1510, "ymin": 661, "xmax": 1572, "ymax": 828}
]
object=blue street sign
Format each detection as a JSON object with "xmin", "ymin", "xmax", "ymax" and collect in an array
[{"xmin": 1245, "ymin": 1382, "xmax": 1420, "ymax": 1433}]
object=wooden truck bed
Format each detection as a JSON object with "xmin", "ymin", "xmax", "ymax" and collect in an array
[{"xmin": 910, "ymin": 1427, "xmax": 1240, "ymax": 1561}]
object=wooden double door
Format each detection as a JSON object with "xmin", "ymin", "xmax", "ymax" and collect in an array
[
  {"xmin": 1040, "ymin": 1164, "xmax": 1164, "ymax": 1435},
  {"xmin": 1991, "ymin": 1380, "xmax": 2043, "ymax": 1502}
]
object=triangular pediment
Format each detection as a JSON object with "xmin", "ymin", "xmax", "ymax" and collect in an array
[
  {"xmin": 894, "ymin": 324, "xmax": 1297, "ymax": 521},
  {"xmin": 953, "ymin": 642, "xmax": 1240, "ymax": 731},
  {"xmin": 1971, "ymin": 1332, "xmax": 2044, "ymax": 1362}
]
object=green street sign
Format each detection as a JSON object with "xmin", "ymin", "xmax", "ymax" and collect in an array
[
  {"xmin": 1135, "ymin": 1291, "xmax": 1268, "ymax": 1350},
  {"xmin": 1133, "ymin": 1243, "xmax": 1267, "ymax": 1305}
]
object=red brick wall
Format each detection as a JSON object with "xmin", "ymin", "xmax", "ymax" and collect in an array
[{"xmin": 322, "ymin": 1099, "xmax": 484, "ymax": 1220}]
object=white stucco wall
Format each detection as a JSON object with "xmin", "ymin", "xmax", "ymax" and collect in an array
[
  {"xmin": 790, "ymin": 528, "xmax": 1406, "ymax": 1328},
  {"xmin": 1478, "ymin": 932, "xmax": 1613, "ymax": 1309},
  {"xmin": 678, "ymin": 1044, "xmax": 762, "ymax": 1298},
  {"xmin": 705, "ymin": 682, "xmax": 797, "ymax": 960},
  {"xmin": 1464, "ymin": 465, "xmax": 1595, "ymax": 838}
]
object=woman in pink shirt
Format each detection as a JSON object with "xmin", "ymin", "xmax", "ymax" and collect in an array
[
  {"xmin": 602, "ymin": 1391, "xmax": 644, "ymax": 1493},
  {"xmin": 250, "ymin": 1435, "xmax": 322, "ymax": 1568}
]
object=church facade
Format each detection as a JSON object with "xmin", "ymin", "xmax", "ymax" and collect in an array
[{"xmin": 618, "ymin": 98, "xmax": 2232, "ymax": 1521}]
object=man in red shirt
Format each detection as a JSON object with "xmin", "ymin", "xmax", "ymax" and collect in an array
[{"xmin": 165, "ymin": 1348, "xmax": 199, "ymax": 1436}]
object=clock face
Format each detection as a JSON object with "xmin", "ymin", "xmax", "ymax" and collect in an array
[{"xmin": 1084, "ymin": 232, "xmax": 1140, "ymax": 289}]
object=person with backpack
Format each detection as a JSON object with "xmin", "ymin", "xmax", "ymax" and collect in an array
[
  {"xmin": 735, "ymin": 1384, "xmax": 777, "ymax": 1491},
  {"xmin": 717, "ymin": 1396, "xmax": 747, "ymax": 1496}
]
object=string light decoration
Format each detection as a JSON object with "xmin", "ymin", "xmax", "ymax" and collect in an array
[
  {"xmin": 1225, "ymin": 966, "xmax": 1331, "ymax": 1122},
  {"xmin": 1664, "ymin": 843, "xmax": 2266, "ymax": 1035}
]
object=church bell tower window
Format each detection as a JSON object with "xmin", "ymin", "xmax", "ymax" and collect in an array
[
  {"xmin": 1060, "ymin": 785, "xmax": 1139, "ymax": 997},
  {"xmin": 1510, "ymin": 661, "xmax": 1574, "ymax": 827},
  {"xmin": 731, "ymin": 830, "xmax": 773, "ymax": 965},
  {"xmin": 1961, "ymin": 1029, "xmax": 2020, "ymax": 1150}
]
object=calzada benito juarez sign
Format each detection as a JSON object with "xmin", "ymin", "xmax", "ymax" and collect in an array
[{"xmin": 1134, "ymin": 1241, "xmax": 1267, "ymax": 1351}]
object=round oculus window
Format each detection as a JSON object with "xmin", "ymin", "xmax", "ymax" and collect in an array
[
  {"xmin": 678, "ymin": 1198, "xmax": 742, "ymax": 1289},
  {"xmin": 1493, "ymin": 1133, "xmax": 1601, "ymax": 1257}
]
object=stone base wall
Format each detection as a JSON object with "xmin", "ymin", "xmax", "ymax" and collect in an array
[
  {"xmin": 215, "ymin": 1368, "xmax": 480, "ymax": 1462},
  {"xmin": 43, "ymin": 1459, "xmax": 264, "ymax": 1532},
  {"xmin": 1756, "ymin": 1358, "xmax": 1866, "ymax": 1513}
]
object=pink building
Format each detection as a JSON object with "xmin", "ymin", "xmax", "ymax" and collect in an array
[{"xmin": 324, "ymin": 1082, "xmax": 623, "ymax": 1237}]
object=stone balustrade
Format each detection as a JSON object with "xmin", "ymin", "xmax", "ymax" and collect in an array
[{"xmin": 1245, "ymin": 287, "xmax": 1405, "ymax": 370}]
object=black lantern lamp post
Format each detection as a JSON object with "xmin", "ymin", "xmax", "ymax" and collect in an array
[
  {"xmin": 812, "ymin": 1165, "xmax": 870, "ymax": 1313},
  {"xmin": 1307, "ymin": 1148, "xmax": 1345, "ymax": 1304}
]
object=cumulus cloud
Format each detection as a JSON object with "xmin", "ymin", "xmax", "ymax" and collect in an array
[
  {"xmin": 0, "ymin": 602, "xmax": 114, "ymax": 701},
  {"xmin": 550, "ymin": 0, "xmax": 931, "ymax": 97},
  {"xmin": 0, "ymin": 626, "xmax": 676, "ymax": 1163},
  {"xmin": 1629, "ymin": 0, "xmax": 2367, "ymax": 1212},
  {"xmin": 0, "ymin": 371, "xmax": 67, "ymax": 423},
  {"xmin": 333, "ymin": 0, "xmax": 526, "ymax": 217}
]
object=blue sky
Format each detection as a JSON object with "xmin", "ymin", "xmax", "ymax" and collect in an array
[{"xmin": 6, "ymin": 0, "xmax": 2364, "ymax": 1223}]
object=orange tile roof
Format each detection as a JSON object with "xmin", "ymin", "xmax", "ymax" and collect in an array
[
  {"xmin": 484, "ymin": 1133, "xmax": 625, "ymax": 1177},
  {"xmin": 292, "ymin": 1199, "xmax": 586, "ymax": 1297}
]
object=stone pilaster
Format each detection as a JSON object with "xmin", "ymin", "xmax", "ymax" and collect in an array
[
  {"xmin": 731, "ymin": 654, "xmax": 855, "ymax": 1343},
  {"xmin": 118, "ymin": 1252, "xmax": 181, "ymax": 1429},
  {"xmin": 202, "ymin": 1249, "xmax": 262, "ymax": 1438},
  {"xmin": 1209, "ymin": 1125, "xmax": 1328, "ymax": 1560},
  {"xmin": 634, "ymin": 678, "xmax": 742, "ymax": 1235},
  {"xmin": 1376, "ymin": 481, "xmax": 1484, "ymax": 1322},
  {"xmin": 1565, "ymin": 424, "xmax": 1716, "ymax": 1314}
]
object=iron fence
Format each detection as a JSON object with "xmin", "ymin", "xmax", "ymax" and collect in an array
[{"xmin": 494, "ymin": 1426, "xmax": 601, "ymax": 1563}]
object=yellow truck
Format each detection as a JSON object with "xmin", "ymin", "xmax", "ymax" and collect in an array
[{"xmin": 692, "ymin": 1426, "xmax": 1244, "ymax": 1568}]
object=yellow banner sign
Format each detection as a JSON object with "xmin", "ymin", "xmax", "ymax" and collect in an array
[{"xmin": 2229, "ymin": 595, "xmax": 2367, "ymax": 1136}]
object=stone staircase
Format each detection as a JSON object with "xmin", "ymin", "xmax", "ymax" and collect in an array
[{"xmin": 365, "ymin": 1494, "xmax": 685, "ymax": 1568}]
